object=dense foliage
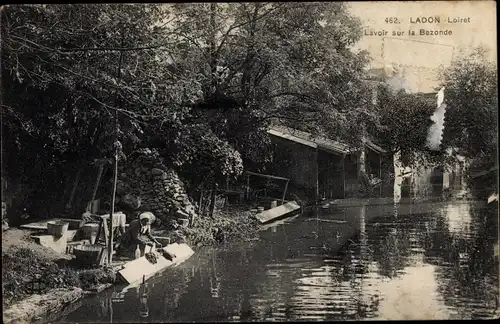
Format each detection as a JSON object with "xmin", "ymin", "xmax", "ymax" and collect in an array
[
  {"xmin": 2, "ymin": 4, "xmax": 174, "ymax": 215},
  {"xmin": 440, "ymin": 48, "xmax": 498, "ymax": 195},
  {"xmin": 4, "ymin": 4, "xmax": 493, "ymax": 219},
  {"xmin": 163, "ymin": 2, "xmax": 372, "ymax": 167},
  {"xmin": 2, "ymin": 3, "xmax": 374, "ymax": 216},
  {"xmin": 441, "ymin": 48, "xmax": 498, "ymax": 158},
  {"xmin": 373, "ymin": 84, "xmax": 446, "ymax": 167}
]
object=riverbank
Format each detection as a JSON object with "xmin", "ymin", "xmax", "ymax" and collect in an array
[
  {"xmin": 2, "ymin": 229, "xmax": 116, "ymax": 324},
  {"xmin": 2, "ymin": 205, "xmax": 260, "ymax": 323}
]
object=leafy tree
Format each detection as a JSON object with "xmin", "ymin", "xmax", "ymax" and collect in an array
[
  {"xmin": 1, "ymin": 3, "xmax": 374, "ymax": 218},
  {"xmin": 372, "ymin": 84, "xmax": 443, "ymax": 167},
  {"xmin": 440, "ymin": 47, "xmax": 498, "ymax": 195},
  {"xmin": 441, "ymin": 47, "xmax": 498, "ymax": 158},
  {"xmin": 164, "ymin": 2, "xmax": 371, "ymax": 164},
  {"xmin": 1, "ymin": 4, "xmax": 182, "ymax": 161},
  {"xmin": 1, "ymin": 4, "xmax": 175, "ymax": 215},
  {"xmin": 170, "ymin": 124, "xmax": 244, "ymax": 191}
]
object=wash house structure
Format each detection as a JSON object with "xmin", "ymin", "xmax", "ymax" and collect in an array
[{"xmin": 267, "ymin": 126, "xmax": 387, "ymax": 202}]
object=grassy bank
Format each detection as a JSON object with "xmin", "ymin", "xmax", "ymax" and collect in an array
[
  {"xmin": 2, "ymin": 230, "xmax": 115, "ymax": 308},
  {"xmin": 153, "ymin": 204, "xmax": 260, "ymax": 248}
]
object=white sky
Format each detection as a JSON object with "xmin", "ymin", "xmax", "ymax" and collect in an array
[{"xmin": 348, "ymin": 1, "xmax": 497, "ymax": 93}]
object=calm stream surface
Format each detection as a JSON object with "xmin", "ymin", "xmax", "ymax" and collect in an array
[{"xmin": 53, "ymin": 198, "xmax": 498, "ymax": 322}]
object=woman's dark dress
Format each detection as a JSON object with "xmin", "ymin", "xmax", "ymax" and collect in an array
[{"xmin": 116, "ymin": 219, "xmax": 155, "ymax": 256}]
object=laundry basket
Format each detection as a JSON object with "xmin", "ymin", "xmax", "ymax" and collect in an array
[{"xmin": 73, "ymin": 244, "xmax": 103, "ymax": 267}]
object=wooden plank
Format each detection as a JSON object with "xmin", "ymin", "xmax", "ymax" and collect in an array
[
  {"xmin": 117, "ymin": 243, "xmax": 195, "ymax": 285},
  {"xmin": 254, "ymin": 201, "xmax": 301, "ymax": 224},
  {"xmin": 244, "ymin": 171, "xmax": 290, "ymax": 181},
  {"xmin": 258, "ymin": 214, "xmax": 300, "ymax": 232},
  {"xmin": 20, "ymin": 218, "xmax": 81, "ymax": 231},
  {"xmin": 21, "ymin": 220, "xmax": 53, "ymax": 230}
]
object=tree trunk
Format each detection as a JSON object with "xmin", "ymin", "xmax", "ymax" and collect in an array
[
  {"xmin": 209, "ymin": 3, "xmax": 217, "ymax": 94},
  {"xmin": 241, "ymin": 4, "xmax": 260, "ymax": 100},
  {"xmin": 198, "ymin": 188, "xmax": 204, "ymax": 216},
  {"xmin": 66, "ymin": 162, "xmax": 84, "ymax": 209},
  {"xmin": 358, "ymin": 145, "xmax": 367, "ymax": 177},
  {"xmin": 91, "ymin": 161, "xmax": 105, "ymax": 202}
]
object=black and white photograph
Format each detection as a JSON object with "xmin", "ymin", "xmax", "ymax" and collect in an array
[{"xmin": 1, "ymin": 1, "xmax": 498, "ymax": 322}]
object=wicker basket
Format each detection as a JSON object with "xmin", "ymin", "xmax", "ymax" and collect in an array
[{"xmin": 73, "ymin": 244, "xmax": 103, "ymax": 266}]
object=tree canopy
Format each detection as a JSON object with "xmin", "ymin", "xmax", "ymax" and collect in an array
[
  {"xmin": 440, "ymin": 47, "xmax": 498, "ymax": 196},
  {"xmin": 2, "ymin": 3, "xmax": 372, "ymax": 194},
  {"xmin": 441, "ymin": 47, "xmax": 498, "ymax": 158},
  {"xmin": 370, "ymin": 84, "xmax": 441, "ymax": 167}
]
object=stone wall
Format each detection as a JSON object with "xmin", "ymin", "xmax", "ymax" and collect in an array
[{"xmin": 114, "ymin": 149, "xmax": 197, "ymax": 225}]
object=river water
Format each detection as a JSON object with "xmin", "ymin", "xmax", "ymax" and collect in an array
[{"xmin": 53, "ymin": 198, "xmax": 498, "ymax": 322}]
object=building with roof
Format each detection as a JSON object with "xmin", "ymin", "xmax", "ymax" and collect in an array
[{"xmin": 267, "ymin": 126, "xmax": 388, "ymax": 202}]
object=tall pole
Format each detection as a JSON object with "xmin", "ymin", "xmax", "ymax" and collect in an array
[
  {"xmin": 342, "ymin": 155, "xmax": 346, "ymax": 199},
  {"xmin": 108, "ymin": 27, "xmax": 125, "ymax": 265}
]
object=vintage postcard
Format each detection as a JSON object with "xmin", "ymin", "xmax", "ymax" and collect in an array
[{"xmin": 1, "ymin": 1, "xmax": 498, "ymax": 322}]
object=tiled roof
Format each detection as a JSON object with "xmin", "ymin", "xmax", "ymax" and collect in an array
[{"xmin": 268, "ymin": 126, "xmax": 386, "ymax": 155}]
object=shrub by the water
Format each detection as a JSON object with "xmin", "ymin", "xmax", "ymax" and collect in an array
[
  {"xmin": 183, "ymin": 206, "xmax": 258, "ymax": 247},
  {"xmin": 2, "ymin": 247, "xmax": 115, "ymax": 307},
  {"xmin": 78, "ymin": 268, "xmax": 116, "ymax": 291}
]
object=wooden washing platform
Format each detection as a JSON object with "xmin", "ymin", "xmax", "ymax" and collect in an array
[
  {"xmin": 254, "ymin": 201, "xmax": 301, "ymax": 224},
  {"xmin": 258, "ymin": 214, "xmax": 301, "ymax": 232},
  {"xmin": 116, "ymin": 243, "xmax": 195, "ymax": 285},
  {"xmin": 20, "ymin": 218, "xmax": 82, "ymax": 231}
]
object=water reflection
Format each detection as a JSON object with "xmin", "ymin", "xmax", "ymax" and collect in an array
[
  {"xmin": 139, "ymin": 280, "xmax": 149, "ymax": 318},
  {"xmin": 55, "ymin": 198, "xmax": 498, "ymax": 323}
]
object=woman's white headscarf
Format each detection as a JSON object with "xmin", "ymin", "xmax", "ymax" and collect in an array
[
  {"xmin": 139, "ymin": 212, "xmax": 155, "ymax": 223},
  {"xmin": 138, "ymin": 212, "xmax": 155, "ymax": 234}
]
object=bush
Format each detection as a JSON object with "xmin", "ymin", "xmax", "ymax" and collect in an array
[
  {"xmin": 183, "ymin": 206, "xmax": 258, "ymax": 247},
  {"xmin": 2, "ymin": 247, "xmax": 115, "ymax": 307},
  {"xmin": 78, "ymin": 268, "xmax": 116, "ymax": 291}
]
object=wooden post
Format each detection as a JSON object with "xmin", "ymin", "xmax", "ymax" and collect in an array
[
  {"xmin": 198, "ymin": 188, "xmax": 204, "ymax": 216},
  {"xmin": 209, "ymin": 184, "xmax": 216, "ymax": 218},
  {"xmin": 108, "ymin": 153, "xmax": 118, "ymax": 264},
  {"xmin": 342, "ymin": 155, "xmax": 346, "ymax": 199},
  {"xmin": 246, "ymin": 174, "xmax": 250, "ymax": 200},
  {"xmin": 379, "ymin": 154, "xmax": 383, "ymax": 197},
  {"xmin": 281, "ymin": 180, "xmax": 290, "ymax": 205},
  {"xmin": 110, "ymin": 294, "xmax": 113, "ymax": 324},
  {"xmin": 108, "ymin": 27, "xmax": 125, "ymax": 265},
  {"xmin": 315, "ymin": 148, "xmax": 319, "ymax": 202}
]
